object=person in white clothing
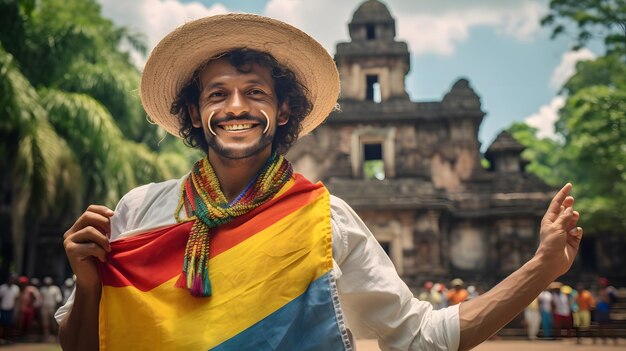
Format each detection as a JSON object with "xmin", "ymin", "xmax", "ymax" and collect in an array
[
  {"xmin": 524, "ymin": 297, "xmax": 541, "ymax": 340},
  {"xmin": 538, "ymin": 288, "xmax": 554, "ymax": 338},
  {"xmin": 40, "ymin": 277, "xmax": 62, "ymax": 339},
  {"xmin": 56, "ymin": 13, "xmax": 583, "ymax": 351},
  {"xmin": 0, "ymin": 275, "xmax": 20, "ymax": 343}
]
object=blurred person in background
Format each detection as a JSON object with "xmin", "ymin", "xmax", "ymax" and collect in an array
[
  {"xmin": 524, "ymin": 296, "xmax": 541, "ymax": 340},
  {"xmin": 446, "ymin": 278, "xmax": 469, "ymax": 306},
  {"xmin": 418, "ymin": 281, "xmax": 445, "ymax": 309},
  {"xmin": 573, "ymin": 283, "xmax": 594, "ymax": 329},
  {"xmin": 432, "ymin": 283, "xmax": 447, "ymax": 310},
  {"xmin": 40, "ymin": 277, "xmax": 62, "ymax": 340},
  {"xmin": 61, "ymin": 277, "xmax": 75, "ymax": 305},
  {"xmin": 551, "ymin": 283, "xmax": 573, "ymax": 338},
  {"xmin": 538, "ymin": 286, "xmax": 553, "ymax": 338},
  {"xmin": 0, "ymin": 274, "xmax": 20, "ymax": 343},
  {"xmin": 595, "ymin": 277, "xmax": 617, "ymax": 345},
  {"xmin": 572, "ymin": 282, "xmax": 594, "ymax": 344},
  {"xmin": 466, "ymin": 285, "xmax": 479, "ymax": 300},
  {"xmin": 17, "ymin": 276, "xmax": 41, "ymax": 339}
]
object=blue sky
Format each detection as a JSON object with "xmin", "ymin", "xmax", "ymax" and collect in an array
[{"xmin": 98, "ymin": 0, "xmax": 599, "ymax": 149}]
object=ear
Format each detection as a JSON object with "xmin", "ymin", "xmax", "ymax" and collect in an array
[
  {"xmin": 277, "ymin": 100, "xmax": 290, "ymax": 126},
  {"xmin": 188, "ymin": 104, "xmax": 202, "ymax": 128}
]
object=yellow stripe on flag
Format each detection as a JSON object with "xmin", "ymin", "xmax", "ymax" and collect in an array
[{"xmin": 99, "ymin": 187, "xmax": 331, "ymax": 350}]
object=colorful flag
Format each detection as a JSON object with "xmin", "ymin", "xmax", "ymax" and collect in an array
[{"xmin": 98, "ymin": 175, "xmax": 350, "ymax": 350}]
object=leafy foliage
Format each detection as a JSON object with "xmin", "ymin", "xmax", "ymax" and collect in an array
[
  {"xmin": 0, "ymin": 0, "xmax": 192, "ymax": 274},
  {"xmin": 511, "ymin": 1, "xmax": 626, "ymax": 236},
  {"xmin": 557, "ymin": 86, "xmax": 626, "ymax": 232},
  {"xmin": 541, "ymin": 0, "xmax": 626, "ymax": 56}
]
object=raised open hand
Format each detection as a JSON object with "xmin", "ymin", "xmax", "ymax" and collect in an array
[{"xmin": 536, "ymin": 183, "xmax": 583, "ymax": 278}]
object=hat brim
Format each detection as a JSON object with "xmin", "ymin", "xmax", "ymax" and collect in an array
[{"xmin": 140, "ymin": 13, "xmax": 340, "ymax": 139}]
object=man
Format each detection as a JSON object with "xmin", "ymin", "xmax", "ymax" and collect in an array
[
  {"xmin": 551, "ymin": 283, "xmax": 573, "ymax": 338},
  {"xmin": 524, "ymin": 296, "xmax": 541, "ymax": 340},
  {"xmin": 17, "ymin": 276, "xmax": 41, "ymax": 338},
  {"xmin": 0, "ymin": 274, "xmax": 20, "ymax": 343},
  {"xmin": 538, "ymin": 287, "xmax": 554, "ymax": 338},
  {"xmin": 574, "ymin": 283, "xmax": 594, "ymax": 329},
  {"xmin": 40, "ymin": 277, "xmax": 62, "ymax": 340},
  {"xmin": 56, "ymin": 14, "xmax": 583, "ymax": 351},
  {"xmin": 446, "ymin": 279, "xmax": 469, "ymax": 306}
]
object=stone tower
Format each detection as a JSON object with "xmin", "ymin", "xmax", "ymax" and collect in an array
[{"xmin": 335, "ymin": 0, "xmax": 410, "ymax": 102}]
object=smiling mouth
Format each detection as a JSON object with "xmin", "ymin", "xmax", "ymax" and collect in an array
[{"xmin": 220, "ymin": 123, "xmax": 257, "ymax": 132}]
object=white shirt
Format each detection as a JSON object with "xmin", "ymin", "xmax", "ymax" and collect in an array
[
  {"xmin": 0, "ymin": 284, "xmax": 20, "ymax": 310},
  {"xmin": 553, "ymin": 292, "xmax": 570, "ymax": 316},
  {"xmin": 56, "ymin": 175, "xmax": 460, "ymax": 351},
  {"xmin": 40, "ymin": 285, "xmax": 63, "ymax": 309}
]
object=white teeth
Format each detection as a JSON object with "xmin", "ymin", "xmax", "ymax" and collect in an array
[{"xmin": 222, "ymin": 124, "xmax": 254, "ymax": 131}]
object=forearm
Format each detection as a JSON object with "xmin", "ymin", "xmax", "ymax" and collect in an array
[
  {"xmin": 59, "ymin": 282, "xmax": 101, "ymax": 351},
  {"xmin": 457, "ymin": 255, "xmax": 554, "ymax": 351}
]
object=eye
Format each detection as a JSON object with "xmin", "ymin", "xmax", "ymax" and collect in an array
[
  {"xmin": 208, "ymin": 91, "xmax": 225, "ymax": 98},
  {"xmin": 248, "ymin": 88, "xmax": 266, "ymax": 95}
]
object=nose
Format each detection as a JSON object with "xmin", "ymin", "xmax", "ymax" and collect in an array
[{"xmin": 223, "ymin": 89, "xmax": 249, "ymax": 117}]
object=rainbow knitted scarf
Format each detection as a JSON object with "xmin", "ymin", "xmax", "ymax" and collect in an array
[{"xmin": 174, "ymin": 153, "xmax": 293, "ymax": 297}]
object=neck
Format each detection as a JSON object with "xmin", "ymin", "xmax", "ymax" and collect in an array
[{"xmin": 207, "ymin": 148, "xmax": 272, "ymax": 203}]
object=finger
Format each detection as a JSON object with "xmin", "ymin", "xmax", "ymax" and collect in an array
[
  {"xmin": 567, "ymin": 211, "xmax": 580, "ymax": 231},
  {"xmin": 67, "ymin": 210, "xmax": 112, "ymax": 238},
  {"xmin": 87, "ymin": 205, "xmax": 115, "ymax": 217},
  {"xmin": 65, "ymin": 241, "xmax": 108, "ymax": 263},
  {"xmin": 545, "ymin": 183, "xmax": 572, "ymax": 222},
  {"xmin": 562, "ymin": 196, "xmax": 574, "ymax": 208},
  {"xmin": 556, "ymin": 206, "xmax": 574, "ymax": 227},
  {"xmin": 568, "ymin": 226, "xmax": 583, "ymax": 239},
  {"xmin": 567, "ymin": 227, "xmax": 583, "ymax": 251},
  {"xmin": 68, "ymin": 227, "xmax": 111, "ymax": 252}
]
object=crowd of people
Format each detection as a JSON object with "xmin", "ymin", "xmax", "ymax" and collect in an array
[
  {"xmin": 0, "ymin": 274, "xmax": 74, "ymax": 344},
  {"xmin": 529, "ymin": 277, "xmax": 619, "ymax": 343},
  {"xmin": 417, "ymin": 278, "xmax": 483, "ymax": 310},
  {"xmin": 418, "ymin": 276, "xmax": 620, "ymax": 343}
]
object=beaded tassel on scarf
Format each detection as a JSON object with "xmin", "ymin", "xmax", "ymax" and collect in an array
[{"xmin": 175, "ymin": 153, "xmax": 293, "ymax": 297}]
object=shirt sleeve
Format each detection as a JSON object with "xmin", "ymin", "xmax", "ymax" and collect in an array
[
  {"xmin": 54, "ymin": 189, "xmax": 137, "ymax": 325},
  {"xmin": 330, "ymin": 196, "xmax": 460, "ymax": 351}
]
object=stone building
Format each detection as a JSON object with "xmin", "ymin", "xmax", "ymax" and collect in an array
[{"xmin": 287, "ymin": 0, "xmax": 555, "ymax": 290}]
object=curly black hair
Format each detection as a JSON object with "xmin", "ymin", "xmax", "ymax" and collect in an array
[{"xmin": 170, "ymin": 49, "xmax": 312, "ymax": 155}]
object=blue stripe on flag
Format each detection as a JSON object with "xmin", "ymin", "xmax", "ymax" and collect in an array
[{"xmin": 210, "ymin": 272, "xmax": 346, "ymax": 351}]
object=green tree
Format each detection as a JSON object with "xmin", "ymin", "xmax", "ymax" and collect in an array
[
  {"xmin": 0, "ymin": 0, "xmax": 191, "ymax": 276},
  {"xmin": 511, "ymin": 0, "xmax": 626, "ymax": 237},
  {"xmin": 541, "ymin": 0, "xmax": 626, "ymax": 56},
  {"xmin": 557, "ymin": 86, "xmax": 626, "ymax": 233}
]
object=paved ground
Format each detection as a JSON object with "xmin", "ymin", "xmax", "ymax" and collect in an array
[
  {"xmin": 355, "ymin": 338, "xmax": 626, "ymax": 351},
  {"xmin": 0, "ymin": 338, "xmax": 624, "ymax": 350}
]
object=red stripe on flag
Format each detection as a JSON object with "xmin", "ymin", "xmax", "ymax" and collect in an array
[{"xmin": 100, "ymin": 175, "xmax": 324, "ymax": 291}]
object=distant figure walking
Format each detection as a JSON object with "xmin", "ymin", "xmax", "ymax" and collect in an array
[
  {"xmin": 524, "ymin": 297, "xmax": 541, "ymax": 340},
  {"xmin": 539, "ymin": 287, "xmax": 553, "ymax": 338}
]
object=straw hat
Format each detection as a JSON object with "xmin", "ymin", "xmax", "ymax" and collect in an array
[
  {"xmin": 548, "ymin": 281, "xmax": 563, "ymax": 290},
  {"xmin": 451, "ymin": 278, "xmax": 464, "ymax": 287},
  {"xmin": 140, "ymin": 13, "xmax": 340, "ymax": 138},
  {"xmin": 560, "ymin": 285, "xmax": 573, "ymax": 295}
]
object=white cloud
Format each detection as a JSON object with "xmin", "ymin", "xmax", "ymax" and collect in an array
[
  {"xmin": 98, "ymin": 0, "xmax": 549, "ymax": 65},
  {"xmin": 99, "ymin": 0, "xmax": 230, "ymax": 67},
  {"xmin": 263, "ymin": 0, "xmax": 355, "ymax": 53},
  {"xmin": 549, "ymin": 48, "xmax": 596, "ymax": 90},
  {"xmin": 524, "ymin": 95, "xmax": 566, "ymax": 139},
  {"xmin": 396, "ymin": 1, "xmax": 545, "ymax": 56},
  {"xmin": 265, "ymin": 0, "xmax": 546, "ymax": 57}
]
